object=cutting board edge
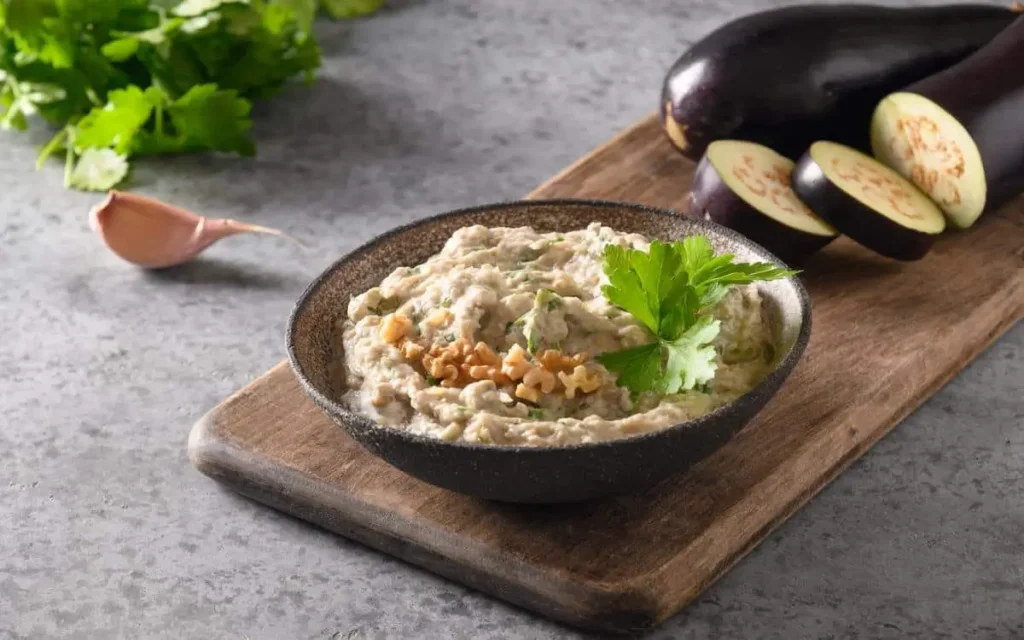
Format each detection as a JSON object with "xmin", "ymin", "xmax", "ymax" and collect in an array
[{"xmin": 188, "ymin": 412, "xmax": 671, "ymax": 635}]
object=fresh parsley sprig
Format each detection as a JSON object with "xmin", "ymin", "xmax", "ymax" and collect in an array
[
  {"xmin": 595, "ymin": 237, "xmax": 797, "ymax": 396},
  {"xmin": 0, "ymin": 0, "xmax": 383, "ymax": 191}
]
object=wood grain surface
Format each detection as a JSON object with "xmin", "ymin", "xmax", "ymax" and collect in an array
[{"xmin": 189, "ymin": 114, "xmax": 1024, "ymax": 635}]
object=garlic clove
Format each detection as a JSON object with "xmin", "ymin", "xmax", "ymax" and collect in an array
[{"xmin": 90, "ymin": 190, "xmax": 298, "ymax": 269}]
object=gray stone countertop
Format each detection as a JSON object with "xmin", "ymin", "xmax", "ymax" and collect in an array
[{"xmin": 2, "ymin": 1, "xmax": 1021, "ymax": 638}]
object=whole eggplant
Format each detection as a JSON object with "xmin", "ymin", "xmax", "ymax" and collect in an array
[{"xmin": 661, "ymin": 4, "xmax": 1020, "ymax": 161}]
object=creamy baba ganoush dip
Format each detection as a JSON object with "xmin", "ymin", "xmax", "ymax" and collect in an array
[{"xmin": 333, "ymin": 223, "xmax": 776, "ymax": 447}]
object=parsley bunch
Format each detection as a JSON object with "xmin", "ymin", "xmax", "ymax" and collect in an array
[
  {"xmin": 0, "ymin": 0, "xmax": 383, "ymax": 191},
  {"xmin": 596, "ymin": 237, "xmax": 796, "ymax": 396}
]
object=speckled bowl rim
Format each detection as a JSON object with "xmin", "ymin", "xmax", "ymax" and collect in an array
[{"xmin": 287, "ymin": 198, "xmax": 811, "ymax": 454}]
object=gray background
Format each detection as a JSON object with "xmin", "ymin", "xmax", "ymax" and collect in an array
[{"xmin": 2, "ymin": 1, "xmax": 1021, "ymax": 638}]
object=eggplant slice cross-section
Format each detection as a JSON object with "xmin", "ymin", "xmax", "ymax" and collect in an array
[
  {"xmin": 689, "ymin": 140, "xmax": 837, "ymax": 263},
  {"xmin": 871, "ymin": 17, "xmax": 1024, "ymax": 229},
  {"xmin": 793, "ymin": 141, "xmax": 945, "ymax": 261}
]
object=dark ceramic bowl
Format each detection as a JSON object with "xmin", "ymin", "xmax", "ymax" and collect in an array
[{"xmin": 287, "ymin": 200, "xmax": 810, "ymax": 503}]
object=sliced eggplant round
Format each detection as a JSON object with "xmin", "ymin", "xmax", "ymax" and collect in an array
[
  {"xmin": 661, "ymin": 3, "xmax": 1019, "ymax": 161},
  {"xmin": 871, "ymin": 16, "xmax": 1024, "ymax": 229},
  {"xmin": 689, "ymin": 140, "xmax": 837, "ymax": 263},
  {"xmin": 792, "ymin": 141, "xmax": 946, "ymax": 261}
]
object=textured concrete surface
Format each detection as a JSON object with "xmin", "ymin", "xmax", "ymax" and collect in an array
[{"xmin": 1, "ymin": 1, "xmax": 1021, "ymax": 638}]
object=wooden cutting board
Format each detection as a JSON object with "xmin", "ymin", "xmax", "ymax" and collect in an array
[{"xmin": 189, "ymin": 114, "xmax": 1024, "ymax": 635}]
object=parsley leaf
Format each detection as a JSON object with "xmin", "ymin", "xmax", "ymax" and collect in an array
[
  {"xmin": 174, "ymin": 0, "xmax": 246, "ymax": 17},
  {"xmin": 74, "ymin": 86, "xmax": 162, "ymax": 153},
  {"xmin": 320, "ymin": 0, "xmax": 385, "ymax": 19},
  {"xmin": 601, "ymin": 244, "xmax": 659, "ymax": 334},
  {"xmin": 141, "ymin": 83, "xmax": 255, "ymax": 156},
  {"xmin": 657, "ymin": 286, "xmax": 698, "ymax": 341},
  {"xmin": 594, "ymin": 343, "xmax": 662, "ymax": 396},
  {"xmin": 596, "ymin": 237, "xmax": 797, "ymax": 396},
  {"xmin": 68, "ymin": 148, "xmax": 130, "ymax": 191},
  {"xmin": 694, "ymin": 258, "xmax": 805, "ymax": 290},
  {"xmin": 677, "ymin": 235, "xmax": 714, "ymax": 275},
  {"xmin": 0, "ymin": 0, "xmax": 382, "ymax": 191},
  {"xmin": 661, "ymin": 315, "xmax": 720, "ymax": 394}
]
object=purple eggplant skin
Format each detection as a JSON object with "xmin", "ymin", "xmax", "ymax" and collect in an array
[
  {"xmin": 689, "ymin": 154, "xmax": 835, "ymax": 265},
  {"xmin": 791, "ymin": 149, "xmax": 936, "ymax": 262},
  {"xmin": 661, "ymin": 4, "xmax": 1019, "ymax": 162},
  {"xmin": 899, "ymin": 16, "xmax": 1024, "ymax": 215}
]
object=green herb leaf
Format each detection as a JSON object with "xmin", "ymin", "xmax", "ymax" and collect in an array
[
  {"xmin": 168, "ymin": 84, "xmax": 254, "ymax": 155},
  {"xmin": 601, "ymin": 244, "xmax": 659, "ymax": 334},
  {"xmin": 694, "ymin": 258, "xmax": 800, "ymax": 290},
  {"xmin": 173, "ymin": 0, "xmax": 246, "ymax": 17},
  {"xmin": 279, "ymin": 0, "xmax": 319, "ymax": 37},
  {"xmin": 677, "ymin": 235, "xmax": 715, "ymax": 275},
  {"xmin": 68, "ymin": 148, "xmax": 129, "ymax": 191},
  {"xmin": 526, "ymin": 329, "xmax": 539, "ymax": 354},
  {"xmin": 100, "ymin": 37, "xmax": 141, "ymax": 62},
  {"xmin": 657, "ymin": 286, "xmax": 698, "ymax": 342},
  {"xmin": 0, "ymin": 0, "xmax": 377, "ymax": 191},
  {"xmin": 73, "ymin": 86, "xmax": 163, "ymax": 153},
  {"xmin": 320, "ymin": 0, "xmax": 385, "ymax": 20},
  {"xmin": 698, "ymin": 282, "xmax": 730, "ymax": 308},
  {"xmin": 661, "ymin": 315, "xmax": 720, "ymax": 394},
  {"xmin": 536, "ymin": 288, "xmax": 561, "ymax": 311},
  {"xmin": 135, "ymin": 84, "xmax": 254, "ymax": 156},
  {"xmin": 595, "ymin": 343, "xmax": 662, "ymax": 396},
  {"xmin": 598, "ymin": 236, "xmax": 796, "ymax": 395}
]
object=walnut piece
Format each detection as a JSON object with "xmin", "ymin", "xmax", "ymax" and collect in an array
[
  {"xmin": 522, "ymin": 367, "xmax": 557, "ymax": 394},
  {"xmin": 558, "ymin": 365, "xmax": 602, "ymax": 399},
  {"xmin": 424, "ymin": 308, "xmax": 452, "ymax": 327},
  {"xmin": 514, "ymin": 383, "xmax": 542, "ymax": 403},
  {"xmin": 501, "ymin": 344, "xmax": 531, "ymax": 381},
  {"xmin": 400, "ymin": 340, "xmax": 425, "ymax": 360},
  {"xmin": 379, "ymin": 313, "xmax": 413, "ymax": 344},
  {"xmin": 389, "ymin": 331, "xmax": 600, "ymax": 403},
  {"xmin": 537, "ymin": 349, "xmax": 587, "ymax": 372}
]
